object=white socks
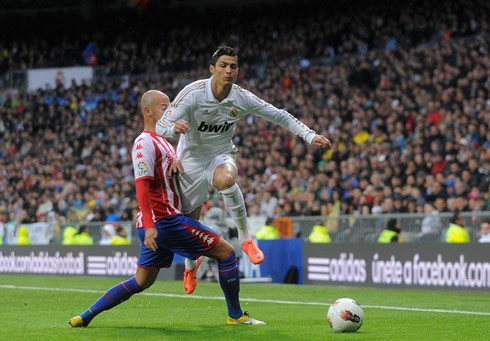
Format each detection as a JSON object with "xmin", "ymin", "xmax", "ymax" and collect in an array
[
  {"xmin": 185, "ymin": 258, "xmax": 198, "ymax": 270},
  {"xmin": 220, "ymin": 183, "xmax": 251, "ymax": 242}
]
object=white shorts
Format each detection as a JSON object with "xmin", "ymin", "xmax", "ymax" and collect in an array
[{"xmin": 177, "ymin": 154, "xmax": 237, "ymax": 214}]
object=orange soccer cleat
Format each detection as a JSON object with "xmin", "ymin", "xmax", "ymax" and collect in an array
[
  {"xmin": 183, "ymin": 256, "xmax": 202, "ymax": 295},
  {"xmin": 241, "ymin": 239, "xmax": 265, "ymax": 264}
]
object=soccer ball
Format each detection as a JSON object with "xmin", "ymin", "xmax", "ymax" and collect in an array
[{"xmin": 327, "ymin": 298, "xmax": 364, "ymax": 332}]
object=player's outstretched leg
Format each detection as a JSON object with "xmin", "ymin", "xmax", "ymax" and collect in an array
[
  {"xmin": 220, "ymin": 183, "xmax": 264, "ymax": 264},
  {"xmin": 217, "ymin": 251, "xmax": 265, "ymax": 325},
  {"xmin": 184, "ymin": 256, "xmax": 202, "ymax": 294},
  {"xmin": 68, "ymin": 276, "xmax": 143, "ymax": 327}
]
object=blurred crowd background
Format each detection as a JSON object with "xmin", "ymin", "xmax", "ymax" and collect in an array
[{"xmin": 0, "ymin": 0, "xmax": 488, "ymax": 243}]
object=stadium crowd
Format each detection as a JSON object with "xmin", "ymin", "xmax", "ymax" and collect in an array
[
  {"xmin": 0, "ymin": 0, "xmax": 488, "ymax": 242},
  {"xmin": 1, "ymin": 0, "xmax": 489, "ymax": 74}
]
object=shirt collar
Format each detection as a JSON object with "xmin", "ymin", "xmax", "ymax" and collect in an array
[
  {"xmin": 206, "ymin": 76, "xmax": 235, "ymax": 104},
  {"xmin": 205, "ymin": 77, "xmax": 214, "ymax": 102},
  {"xmin": 143, "ymin": 130, "xmax": 159, "ymax": 138}
]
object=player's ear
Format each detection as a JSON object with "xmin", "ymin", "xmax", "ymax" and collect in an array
[{"xmin": 209, "ymin": 64, "xmax": 215, "ymax": 74}]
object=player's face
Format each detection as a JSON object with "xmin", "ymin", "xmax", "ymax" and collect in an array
[
  {"xmin": 211, "ymin": 55, "xmax": 239, "ymax": 85},
  {"xmin": 152, "ymin": 94, "xmax": 170, "ymax": 122}
]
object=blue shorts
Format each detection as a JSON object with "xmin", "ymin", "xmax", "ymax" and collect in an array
[{"xmin": 137, "ymin": 215, "xmax": 221, "ymax": 269}]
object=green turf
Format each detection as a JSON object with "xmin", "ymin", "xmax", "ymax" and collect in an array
[{"xmin": 0, "ymin": 275, "xmax": 489, "ymax": 340}]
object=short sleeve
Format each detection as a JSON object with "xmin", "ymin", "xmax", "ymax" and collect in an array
[{"xmin": 132, "ymin": 135, "xmax": 155, "ymax": 181}]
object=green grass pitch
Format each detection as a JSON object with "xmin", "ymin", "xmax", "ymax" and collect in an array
[{"xmin": 1, "ymin": 275, "xmax": 489, "ymax": 340}]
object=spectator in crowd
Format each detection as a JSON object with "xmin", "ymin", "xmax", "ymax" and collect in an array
[
  {"xmin": 308, "ymin": 220, "xmax": 332, "ymax": 243},
  {"xmin": 111, "ymin": 226, "xmax": 130, "ymax": 245},
  {"xmin": 72, "ymin": 225, "xmax": 94, "ymax": 245},
  {"xmin": 377, "ymin": 218, "xmax": 402, "ymax": 243},
  {"xmin": 0, "ymin": 209, "xmax": 6, "ymax": 244},
  {"xmin": 100, "ymin": 223, "xmax": 116, "ymax": 245},
  {"xmin": 62, "ymin": 225, "xmax": 78, "ymax": 245},
  {"xmin": 478, "ymin": 219, "xmax": 490, "ymax": 243},
  {"xmin": 259, "ymin": 191, "xmax": 279, "ymax": 218},
  {"xmin": 418, "ymin": 202, "xmax": 442, "ymax": 237},
  {"xmin": 17, "ymin": 225, "xmax": 31, "ymax": 245},
  {"xmin": 255, "ymin": 217, "xmax": 280, "ymax": 240},
  {"xmin": 446, "ymin": 210, "xmax": 470, "ymax": 243}
]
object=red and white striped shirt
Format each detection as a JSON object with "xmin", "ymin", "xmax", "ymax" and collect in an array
[{"xmin": 132, "ymin": 131, "xmax": 182, "ymax": 229}]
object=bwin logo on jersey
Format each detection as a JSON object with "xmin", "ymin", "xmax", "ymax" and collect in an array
[{"xmin": 198, "ymin": 121, "xmax": 233, "ymax": 133}]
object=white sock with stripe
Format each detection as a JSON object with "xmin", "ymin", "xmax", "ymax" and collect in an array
[
  {"xmin": 220, "ymin": 183, "xmax": 252, "ymax": 243},
  {"xmin": 185, "ymin": 258, "xmax": 198, "ymax": 270}
]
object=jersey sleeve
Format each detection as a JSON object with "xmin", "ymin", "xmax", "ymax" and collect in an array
[
  {"xmin": 243, "ymin": 89, "xmax": 317, "ymax": 144},
  {"xmin": 155, "ymin": 89, "xmax": 194, "ymax": 137},
  {"xmin": 135, "ymin": 179, "xmax": 155, "ymax": 229},
  {"xmin": 132, "ymin": 136, "xmax": 155, "ymax": 181}
]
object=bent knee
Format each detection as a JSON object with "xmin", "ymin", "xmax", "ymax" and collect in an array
[
  {"xmin": 213, "ymin": 165, "xmax": 237, "ymax": 190},
  {"xmin": 135, "ymin": 268, "xmax": 159, "ymax": 289},
  {"xmin": 209, "ymin": 238, "xmax": 234, "ymax": 260},
  {"xmin": 214, "ymin": 175, "xmax": 236, "ymax": 190},
  {"xmin": 217, "ymin": 238, "xmax": 234, "ymax": 255}
]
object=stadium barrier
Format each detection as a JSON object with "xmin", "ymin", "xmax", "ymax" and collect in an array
[
  {"xmin": 289, "ymin": 212, "xmax": 490, "ymax": 242},
  {"xmin": 1, "ymin": 211, "xmax": 488, "ymax": 245}
]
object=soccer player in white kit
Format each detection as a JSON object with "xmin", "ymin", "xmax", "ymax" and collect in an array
[{"xmin": 156, "ymin": 46, "xmax": 331, "ymax": 292}]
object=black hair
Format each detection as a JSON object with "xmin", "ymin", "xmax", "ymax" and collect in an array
[
  {"xmin": 211, "ymin": 46, "xmax": 238, "ymax": 66},
  {"xmin": 265, "ymin": 217, "xmax": 275, "ymax": 226},
  {"xmin": 450, "ymin": 209, "xmax": 461, "ymax": 224},
  {"xmin": 387, "ymin": 218, "xmax": 398, "ymax": 229},
  {"xmin": 78, "ymin": 225, "xmax": 89, "ymax": 233}
]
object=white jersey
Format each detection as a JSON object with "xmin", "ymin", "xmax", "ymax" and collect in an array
[{"xmin": 156, "ymin": 77, "xmax": 317, "ymax": 160}]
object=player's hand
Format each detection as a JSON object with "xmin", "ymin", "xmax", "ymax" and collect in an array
[
  {"xmin": 173, "ymin": 119, "xmax": 190, "ymax": 134},
  {"xmin": 168, "ymin": 159, "xmax": 184, "ymax": 177},
  {"xmin": 144, "ymin": 227, "xmax": 158, "ymax": 251},
  {"xmin": 312, "ymin": 135, "xmax": 332, "ymax": 150}
]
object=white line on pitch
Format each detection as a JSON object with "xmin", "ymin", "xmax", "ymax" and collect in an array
[{"xmin": 1, "ymin": 284, "xmax": 489, "ymax": 316}]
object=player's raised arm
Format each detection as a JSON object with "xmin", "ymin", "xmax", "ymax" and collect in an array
[{"xmin": 244, "ymin": 90, "xmax": 331, "ymax": 149}]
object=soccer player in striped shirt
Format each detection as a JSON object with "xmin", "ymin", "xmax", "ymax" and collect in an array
[
  {"xmin": 156, "ymin": 46, "xmax": 331, "ymax": 290},
  {"xmin": 68, "ymin": 90, "xmax": 264, "ymax": 327}
]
